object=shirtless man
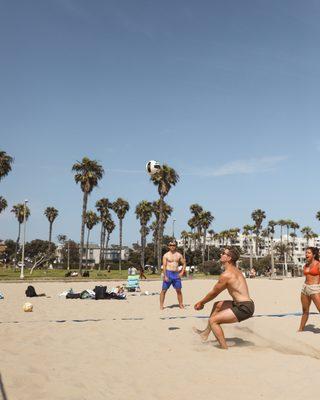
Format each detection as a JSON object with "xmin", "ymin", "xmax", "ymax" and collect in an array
[
  {"xmin": 160, "ymin": 241, "xmax": 186, "ymax": 310},
  {"xmin": 194, "ymin": 247, "xmax": 254, "ymax": 349}
]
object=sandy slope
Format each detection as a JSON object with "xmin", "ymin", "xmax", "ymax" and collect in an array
[{"xmin": 0, "ymin": 277, "xmax": 320, "ymax": 400}]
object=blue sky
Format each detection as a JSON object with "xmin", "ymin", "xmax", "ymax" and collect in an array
[{"xmin": 1, "ymin": 0, "xmax": 320, "ymax": 245}]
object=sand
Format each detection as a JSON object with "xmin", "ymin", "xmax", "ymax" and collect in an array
[{"xmin": 0, "ymin": 277, "xmax": 320, "ymax": 400}]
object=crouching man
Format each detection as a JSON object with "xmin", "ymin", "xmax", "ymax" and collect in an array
[{"xmin": 194, "ymin": 247, "xmax": 254, "ymax": 349}]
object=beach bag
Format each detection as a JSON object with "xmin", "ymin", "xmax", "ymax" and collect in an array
[
  {"xmin": 94, "ymin": 286, "xmax": 107, "ymax": 300},
  {"xmin": 66, "ymin": 292, "xmax": 81, "ymax": 299},
  {"xmin": 26, "ymin": 285, "xmax": 37, "ymax": 297}
]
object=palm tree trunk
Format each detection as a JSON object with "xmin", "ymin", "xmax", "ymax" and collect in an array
[
  {"xmin": 79, "ymin": 192, "xmax": 88, "ymax": 274},
  {"xmin": 140, "ymin": 225, "xmax": 145, "ymax": 270},
  {"xmin": 202, "ymin": 228, "xmax": 207, "ymax": 267},
  {"xmin": 105, "ymin": 232, "xmax": 110, "ymax": 267},
  {"xmin": 119, "ymin": 219, "xmax": 123, "ymax": 271},
  {"xmin": 98, "ymin": 225, "xmax": 104, "ymax": 271},
  {"xmin": 157, "ymin": 196, "xmax": 164, "ymax": 270},
  {"xmin": 86, "ymin": 229, "xmax": 90, "ymax": 269},
  {"xmin": 14, "ymin": 222, "xmax": 21, "ymax": 266},
  {"xmin": 48, "ymin": 222, "xmax": 53, "ymax": 252}
]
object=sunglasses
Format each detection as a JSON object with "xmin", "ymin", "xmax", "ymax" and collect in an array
[
  {"xmin": 169, "ymin": 244, "xmax": 176, "ymax": 247},
  {"xmin": 221, "ymin": 251, "xmax": 230, "ymax": 256}
]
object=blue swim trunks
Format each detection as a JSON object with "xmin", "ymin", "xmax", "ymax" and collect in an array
[{"xmin": 162, "ymin": 270, "xmax": 182, "ymax": 290}]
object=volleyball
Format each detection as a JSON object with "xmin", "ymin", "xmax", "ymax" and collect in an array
[
  {"xmin": 23, "ymin": 302, "xmax": 33, "ymax": 312},
  {"xmin": 146, "ymin": 160, "xmax": 161, "ymax": 175}
]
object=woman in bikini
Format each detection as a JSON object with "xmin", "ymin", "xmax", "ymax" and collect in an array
[{"xmin": 298, "ymin": 247, "xmax": 320, "ymax": 331}]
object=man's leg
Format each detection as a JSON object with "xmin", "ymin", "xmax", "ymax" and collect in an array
[
  {"xmin": 176, "ymin": 289, "xmax": 184, "ymax": 309},
  {"xmin": 209, "ymin": 304, "xmax": 238, "ymax": 349},
  {"xmin": 193, "ymin": 300, "xmax": 232, "ymax": 341},
  {"xmin": 160, "ymin": 289, "xmax": 167, "ymax": 310}
]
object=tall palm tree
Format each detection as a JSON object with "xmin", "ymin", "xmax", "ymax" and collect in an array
[
  {"xmin": 11, "ymin": 203, "xmax": 30, "ymax": 264},
  {"xmin": 0, "ymin": 150, "xmax": 14, "ymax": 181},
  {"xmin": 84, "ymin": 211, "xmax": 99, "ymax": 268},
  {"xmin": 181, "ymin": 230, "xmax": 189, "ymax": 259},
  {"xmin": 0, "ymin": 196, "xmax": 8, "ymax": 215},
  {"xmin": 111, "ymin": 198, "xmax": 130, "ymax": 271},
  {"xmin": 96, "ymin": 198, "xmax": 112, "ymax": 269},
  {"xmin": 190, "ymin": 204, "xmax": 204, "ymax": 250},
  {"xmin": 207, "ymin": 229, "xmax": 215, "ymax": 260},
  {"xmin": 277, "ymin": 219, "xmax": 286, "ymax": 245},
  {"xmin": 198, "ymin": 210, "xmax": 214, "ymax": 267},
  {"xmin": 187, "ymin": 217, "xmax": 197, "ymax": 250},
  {"xmin": 44, "ymin": 207, "xmax": 59, "ymax": 252},
  {"xmin": 316, "ymin": 211, "xmax": 320, "ymax": 224},
  {"xmin": 251, "ymin": 209, "xmax": 266, "ymax": 256},
  {"xmin": 301, "ymin": 226, "xmax": 314, "ymax": 247},
  {"xmin": 290, "ymin": 221, "xmax": 300, "ymax": 258},
  {"xmin": 151, "ymin": 164, "xmax": 179, "ymax": 269},
  {"xmin": 135, "ymin": 200, "xmax": 153, "ymax": 270},
  {"xmin": 72, "ymin": 157, "xmax": 104, "ymax": 274},
  {"xmin": 102, "ymin": 216, "xmax": 115, "ymax": 270}
]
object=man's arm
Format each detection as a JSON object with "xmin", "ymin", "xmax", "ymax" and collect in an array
[
  {"xmin": 179, "ymin": 254, "xmax": 186, "ymax": 277},
  {"xmin": 162, "ymin": 255, "xmax": 168, "ymax": 281},
  {"xmin": 194, "ymin": 274, "xmax": 228, "ymax": 310}
]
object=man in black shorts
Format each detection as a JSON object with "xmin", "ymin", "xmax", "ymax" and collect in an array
[{"xmin": 194, "ymin": 247, "xmax": 254, "ymax": 349}]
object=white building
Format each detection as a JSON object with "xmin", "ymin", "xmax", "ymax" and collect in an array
[{"xmin": 176, "ymin": 233, "xmax": 319, "ymax": 264}]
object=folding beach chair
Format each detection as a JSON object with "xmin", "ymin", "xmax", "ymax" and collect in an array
[{"xmin": 126, "ymin": 275, "xmax": 140, "ymax": 292}]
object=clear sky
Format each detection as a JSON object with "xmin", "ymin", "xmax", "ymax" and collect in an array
[{"xmin": 1, "ymin": 0, "xmax": 320, "ymax": 245}]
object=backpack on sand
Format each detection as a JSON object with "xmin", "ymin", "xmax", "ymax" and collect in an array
[
  {"xmin": 94, "ymin": 286, "xmax": 107, "ymax": 300},
  {"xmin": 25, "ymin": 285, "xmax": 37, "ymax": 297}
]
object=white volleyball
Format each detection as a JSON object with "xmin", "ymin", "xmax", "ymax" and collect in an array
[
  {"xmin": 146, "ymin": 160, "xmax": 161, "ymax": 175},
  {"xmin": 23, "ymin": 302, "xmax": 33, "ymax": 312}
]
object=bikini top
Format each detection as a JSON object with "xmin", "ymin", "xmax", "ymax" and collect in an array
[{"xmin": 304, "ymin": 261, "xmax": 320, "ymax": 276}]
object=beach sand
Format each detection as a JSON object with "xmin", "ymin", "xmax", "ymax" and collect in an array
[{"xmin": 1, "ymin": 277, "xmax": 320, "ymax": 400}]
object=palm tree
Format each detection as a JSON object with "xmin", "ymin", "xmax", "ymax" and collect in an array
[
  {"xmin": 181, "ymin": 230, "xmax": 189, "ymax": 258},
  {"xmin": 301, "ymin": 226, "xmax": 315, "ymax": 247},
  {"xmin": 11, "ymin": 203, "xmax": 31, "ymax": 265},
  {"xmin": 111, "ymin": 198, "xmax": 130, "ymax": 271},
  {"xmin": 290, "ymin": 221, "xmax": 300, "ymax": 258},
  {"xmin": 190, "ymin": 204, "xmax": 204, "ymax": 249},
  {"xmin": 207, "ymin": 229, "xmax": 215, "ymax": 260},
  {"xmin": 135, "ymin": 201, "xmax": 153, "ymax": 271},
  {"xmin": 277, "ymin": 219, "xmax": 286, "ymax": 245},
  {"xmin": 316, "ymin": 211, "xmax": 320, "ymax": 224},
  {"xmin": 84, "ymin": 211, "xmax": 99, "ymax": 268},
  {"xmin": 96, "ymin": 198, "xmax": 112, "ymax": 269},
  {"xmin": 44, "ymin": 207, "xmax": 59, "ymax": 252},
  {"xmin": 150, "ymin": 164, "xmax": 179, "ymax": 269},
  {"xmin": 251, "ymin": 209, "xmax": 266, "ymax": 256},
  {"xmin": 187, "ymin": 217, "xmax": 197, "ymax": 250},
  {"xmin": 0, "ymin": 196, "xmax": 8, "ymax": 215},
  {"xmin": 0, "ymin": 150, "xmax": 14, "ymax": 181},
  {"xmin": 103, "ymin": 216, "xmax": 116, "ymax": 270},
  {"xmin": 198, "ymin": 211, "xmax": 214, "ymax": 267},
  {"xmin": 72, "ymin": 157, "xmax": 104, "ymax": 274}
]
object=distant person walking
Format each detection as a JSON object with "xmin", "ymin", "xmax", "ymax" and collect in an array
[
  {"xmin": 193, "ymin": 247, "xmax": 254, "ymax": 349},
  {"xmin": 139, "ymin": 266, "xmax": 147, "ymax": 280},
  {"xmin": 298, "ymin": 247, "xmax": 320, "ymax": 331},
  {"xmin": 160, "ymin": 241, "xmax": 186, "ymax": 310}
]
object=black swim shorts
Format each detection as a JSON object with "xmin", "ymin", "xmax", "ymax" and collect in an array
[{"xmin": 231, "ymin": 300, "xmax": 255, "ymax": 322}]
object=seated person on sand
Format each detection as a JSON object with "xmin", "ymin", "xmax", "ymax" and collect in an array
[{"xmin": 194, "ymin": 247, "xmax": 254, "ymax": 349}]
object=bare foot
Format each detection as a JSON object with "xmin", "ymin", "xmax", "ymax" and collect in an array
[
  {"xmin": 179, "ymin": 304, "xmax": 185, "ymax": 309},
  {"xmin": 160, "ymin": 306, "xmax": 165, "ymax": 310},
  {"xmin": 192, "ymin": 326, "xmax": 210, "ymax": 342}
]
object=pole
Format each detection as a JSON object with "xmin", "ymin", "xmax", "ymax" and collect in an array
[
  {"xmin": 20, "ymin": 199, "xmax": 28, "ymax": 279},
  {"xmin": 67, "ymin": 240, "xmax": 70, "ymax": 270},
  {"xmin": 172, "ymin": 219, "xmax": 176, "ymax": 239}
]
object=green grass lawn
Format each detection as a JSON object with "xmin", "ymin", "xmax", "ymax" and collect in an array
[{"xmin": 0, "ymin": 267, "xmax": 211, "ymax": 281}]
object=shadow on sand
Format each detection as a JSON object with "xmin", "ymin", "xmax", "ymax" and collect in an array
[{"xmin": 303, "ymin": 324, "xmax": 320, "ymax": 334}]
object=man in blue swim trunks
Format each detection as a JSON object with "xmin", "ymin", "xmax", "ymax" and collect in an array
[{"xmin": 160, "ymin": 241, "xmax": 186, "ymax": 310}]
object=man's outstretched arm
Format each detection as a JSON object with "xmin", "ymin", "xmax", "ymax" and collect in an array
[{"xmin": 194, "ymin": 274, "xmax": 228, "ymax": 310}]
